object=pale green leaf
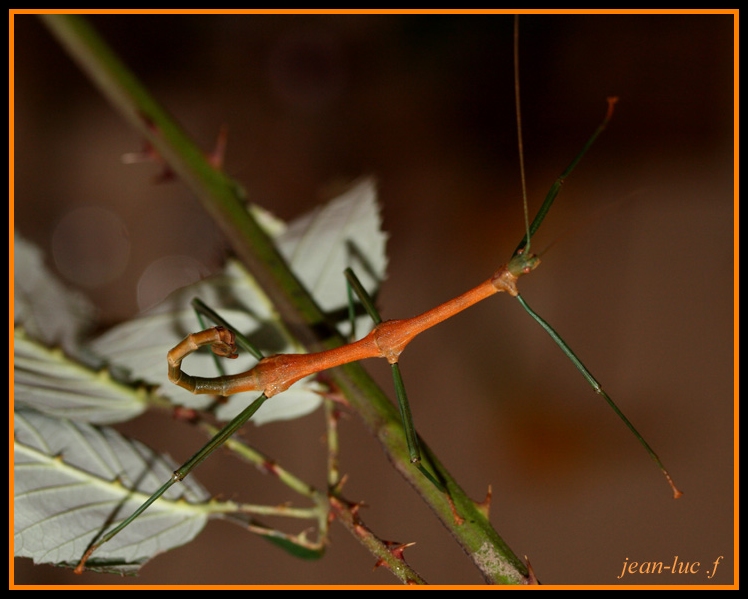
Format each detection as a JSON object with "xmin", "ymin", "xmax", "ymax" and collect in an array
[
  {"xmin": 275, "ymin": 177, "xmax": 387, "ymax": 329},
  {"xmin": 13, "ymin": 230, "xmax": 97, "ymax": 356},
  {"xmin": 90, "ymin": 262, "xmax": 280, "ymax": 414},
  {"xmin": 90, "ymin": 178, "xmax": 387, "ymax": 425},
  {"xmin": 13, "ymin": 409, "xmax": 211, "ymax": 575},
  {"xmin": 14, "ymin": 328, "xmax": 148, "ymax": 425}
]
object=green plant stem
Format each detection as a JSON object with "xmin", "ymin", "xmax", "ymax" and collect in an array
[{"xmin": 40, "ymin": 14, "xmax": 529, "ymax": 584}]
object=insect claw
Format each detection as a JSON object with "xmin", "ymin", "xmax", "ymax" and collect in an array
[{"xmin": 210, "ymin": 326, "xmax": 238, "ymax": 358}]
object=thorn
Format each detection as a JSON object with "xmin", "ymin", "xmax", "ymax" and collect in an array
[
  {"xmin": 120, "ymin": 141, "xmax": 157, "ymax": 165},
  {"xmin": 121, "ymin": 140, "xmax": 175, "ymax": 183},
  {"xmin": 605, "ymin": 96, "xmax": 619, "ymax": 121},
  {"xmin": 122, "ymin": 120, "xmax": 228, "ymax": 182},
  {"xmin": 330, "ymin": 494, "xmax": 365, "ymax": 520},
  {"xmin": 445, "ymin": 492, "xmax": 465, "ymax": 526},
  {"xmin": 348, "ymin": 500, "xmax": 364, "ymax": 520},
  {"xmin": 474, "ymin": 484, "xmax": 492, "ymax": 519},
  {"xmin": 387, "ymin": 540, "xmax": 417, "ymax": 561},
  {"xmin": 207, "ymin": 124, "xmax": 228, "ymax": 170},
  {"xmin": 330, "ymin": 472, "xmax": 349, "ymax": 496},
  {"xmin": 524, "ymin": 555, "xmax": 540, "ymax": 585},
  {"xmin": 373, "ymin": 541, "xmax": 417, "ymax": 570}
]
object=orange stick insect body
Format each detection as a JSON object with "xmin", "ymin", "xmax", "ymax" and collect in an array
[{"xmin": 167, "ymin": 255, "xmax": 537, "ymax": 400}]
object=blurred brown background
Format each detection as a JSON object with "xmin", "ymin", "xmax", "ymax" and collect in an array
[{"xmin": 13, "ymin": 12, "xmax": 734, "ymax": 586}]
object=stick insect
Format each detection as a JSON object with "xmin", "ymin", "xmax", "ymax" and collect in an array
[{"xmin": 74, "ymin": 19, "xmax": 681, "ymax": 575}]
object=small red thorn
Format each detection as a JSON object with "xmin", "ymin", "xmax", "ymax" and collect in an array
[
  {"xmin": 330, "ymin": 472, "xmax": 348, "ymax": 496},
  {"xmin": 388, "ymin": 540, "xmax": 417, "ymax": 561},
  {"xmin": 605, "ymin": 96, "xmax": 619, "ymax": 121},
  {"xmin": 208, "ymin": 124, "xmax": 228, "ymax": 170},
  {"xmin": 122, "ymin": 119, "xmax": 227, "ymax": 182},
  {"xmin": 121, "ymin": 140, "xmax": 175, "ymax": 183},
  {"xmin": 445, "ymin": 493, "xmax": 465, "ymax": 526},
  {"xmin": 475, "ymin": 484, "xmax": 492, "ymax": 519},
  {"xmin": 348, "ymin": 501, "xmax": 364, "ymax": 519},
  {"xmin": 373, "ymin": 541, "xmax": 417, "ymax": 570},
  {"xmin": 524, "ymin": 555, "xmax": 540, "ymax": 585}
]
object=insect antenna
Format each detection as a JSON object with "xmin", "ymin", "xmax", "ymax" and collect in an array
[{"xmin": 514, "ymin": 15, "xmax": 532, "ymax": 256}]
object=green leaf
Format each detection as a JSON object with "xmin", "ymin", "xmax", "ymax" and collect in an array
[
  {"xmin": 13, "ymin": 409, "xmax": 211, "ymax": 575},
  {"xmin": 263, "ymin": 535, "xmax": 325, "ymax": 560}
]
